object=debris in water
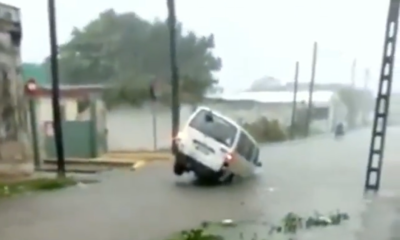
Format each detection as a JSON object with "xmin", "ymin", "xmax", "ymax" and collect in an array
[
  {"xmin": 3, "ymin": 186, "xmax": 9, "ymax": 195},
  {"xmin": 201, "ymin": 221, "xmax": 209, "ymax": 228},
  {"xmin": 76, "ymin": 182, "xmax": 87, "ymax": 188},
  {"xmin": 221, "ymin": 219, "xmax": 235, "ymax": 227},
  {"xmin": 268, "ymin": 210, "xmax": 350, "ymax": 235}
]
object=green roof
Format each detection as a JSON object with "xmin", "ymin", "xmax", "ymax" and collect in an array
[{"xmin": 21, "ymin": 63, "xmax": 49, "ymax": 85}]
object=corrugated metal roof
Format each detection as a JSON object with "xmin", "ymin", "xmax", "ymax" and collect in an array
[{"xmin": 208, "ymin": 90, "xmax": 336, "ymax": 103}]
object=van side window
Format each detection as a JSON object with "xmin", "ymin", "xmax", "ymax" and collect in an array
[
  {"xmin": 236, "ymin": 131, "xmax": 254, "ymax": 161},
  {"xmin": 251, "ymin": 147, "xmax": 259, "ymax": 163}
]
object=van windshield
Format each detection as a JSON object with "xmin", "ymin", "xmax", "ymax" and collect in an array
[{"xmin": 189, "ymin": 109, "xmax": 238, "ymax": 147}]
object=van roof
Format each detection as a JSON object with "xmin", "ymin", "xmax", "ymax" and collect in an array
[{"xmin": 194, "ymin": 106, "xmax": 259, "ymax": 146}]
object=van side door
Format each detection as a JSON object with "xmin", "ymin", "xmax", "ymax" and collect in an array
[
  {"xmin": 249, "ymin": 146, "xmax": 261, "ymax": 170},
  {"xmin": 233, "ymin": 131, "xmax": 254, "ymax": 176}
]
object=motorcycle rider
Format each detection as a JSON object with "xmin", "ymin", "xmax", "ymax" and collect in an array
[{"xmin": 335, "ymin": 121, "xmax": 345, "ymax": 137}]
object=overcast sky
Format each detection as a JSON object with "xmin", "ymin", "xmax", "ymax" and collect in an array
[{"xmin": 4, "ymin": 0, "xmax": 395, "ymax": 91}]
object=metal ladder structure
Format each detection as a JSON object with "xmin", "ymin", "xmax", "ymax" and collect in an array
[{"xmin": 365, "ymin": 0, "xmax": 400, "ymax": 191}]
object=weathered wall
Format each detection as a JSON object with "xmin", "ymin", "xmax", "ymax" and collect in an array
[{"xmin": 0, "ymin": 9, "xmax": 33, "ymax": 176}]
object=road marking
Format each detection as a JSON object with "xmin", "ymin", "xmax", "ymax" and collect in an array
[{"xmin": 132, "ymin": 160, "xmax": 147, "ymax": 170}]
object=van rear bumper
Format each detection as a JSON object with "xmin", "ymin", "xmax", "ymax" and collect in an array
[{"xmin": 175, "ymin": 152, "xmax": 223, "ymax": 179}]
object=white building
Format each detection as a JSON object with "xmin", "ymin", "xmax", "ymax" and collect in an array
[{"xmin": 205, "ymin": 90, "xmax": 347, "ymax": 132}]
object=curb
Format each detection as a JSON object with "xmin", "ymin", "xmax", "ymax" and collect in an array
[
  {"xmin": 43, "ymin": 159, "xmax": 150, "ymax": 171},
  {"xmin": 36, "ymin": 168, "xmax": 99, "ymax": 174},
  {"xmin": 104, "ymin": 152, "xmax": 173, "ymax": 161},
  {"xmin": 43, "ymin": 159, "xmax": 135, "ymax": 167}
]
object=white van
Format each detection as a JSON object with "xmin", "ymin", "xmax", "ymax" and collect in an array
[{"xmin": 173, "ymin": 107, "xmax": 262, "ymax": 183}]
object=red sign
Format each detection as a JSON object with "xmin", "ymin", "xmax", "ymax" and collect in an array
[{"xmin": 25, "ymin": 78, "xmax": 38, "ymax": 95}]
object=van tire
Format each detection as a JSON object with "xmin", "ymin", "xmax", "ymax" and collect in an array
[
  {"xmin": 173, "ymin": 162, "xmax": 185, "ymax": 176},
  {"xmin": 224, "ymin": 174, "xmax": 235, "ymax": 184}
]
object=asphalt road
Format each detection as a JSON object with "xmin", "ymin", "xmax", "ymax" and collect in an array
[{"xmin": 0, "ymin": 128, "xmax": 399, "ymax": 240}]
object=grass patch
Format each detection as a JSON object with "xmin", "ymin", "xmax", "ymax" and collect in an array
[{"xmin": 0, "ymin": 177, "xmax": 77, "ymax": 197}]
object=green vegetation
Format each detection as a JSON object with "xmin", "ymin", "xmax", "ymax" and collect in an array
[
  {"xmin": 167, "ymin": 211, "xmax": 349, "ymax": 240},
  {"xmin": 242, "ymin": 117, "xmax": 287, "ymax": 143},
  {"xmin": 0, "ymin": 177, "xmax": 77, "ymax": 198},
  {"xmin": 41, "ymin": 9, "xmax": 222, "ymax": 107}
]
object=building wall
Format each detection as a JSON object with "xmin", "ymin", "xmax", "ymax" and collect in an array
[
  {"xmin": 32, "ymin": 97, "xmax": 342, "ymax": 153},
  {"xmin": 106, "ymin": 100, "xmax": 336, "ymax": 151},
  {"xmin": 0, "ymin": 6, "xmax": 34, "ymax": 175},
  {"xmin": 35, "ymin": 97, "xmax": 78, "ymax": 159},
  {"xmin": 37, "ymin": 97, "xmax": 78, "ymax": 122}
]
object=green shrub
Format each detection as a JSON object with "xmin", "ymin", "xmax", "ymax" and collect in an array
[{"xmin": 242, "ymin": 117, "xmax": 287, "ymax": 143}]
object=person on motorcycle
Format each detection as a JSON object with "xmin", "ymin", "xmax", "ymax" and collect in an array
[{"xmin": 335, "ymin": 122, "xmax": 345, "ymax": 136}]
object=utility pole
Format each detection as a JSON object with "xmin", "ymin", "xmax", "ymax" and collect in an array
[
  {"xmin": 48, "ymin": 0, "xmax": 65, "ymax": 177},
  {"xmin": 364, "ymin": 68, "xmax": 370, "ymax": 90},
  {"xmin": 167, "ymin": 0, "xmax": 180, "ymax": 153},
  {"xmin": 351, "ymin": 59, "xmax": 357, "ymax": 87},
  {"xmin": 362, "ymin": 68, "xmax": 371, "ymax": 125},
  {"xmin": 290, "ymin": 61, "xmax": 300, "ymax": 139},
  {"xmin": 305, "ymin": 42, "xmax": 318, "ymax": 137},
  {"xmin": 365, "ymin": 0, "xmax": 399, "ymax": 191}
]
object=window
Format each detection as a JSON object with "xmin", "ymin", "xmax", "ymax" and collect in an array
[
  {"xmin": 236, "ymin": 131, "xmax": 254, "ymax": 161},
  {"xmin": 250, "ymin": 147, "xmax": 260, "ymax": 163},
  {"xmin": 189, "ymin": 109, "xmax": 237, "ymax": 147},
  {"xmin": 0, "ymin": 5, "xmax": 20, "ymax": 22}
]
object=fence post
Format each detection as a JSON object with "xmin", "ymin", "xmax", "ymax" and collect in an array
[{"xmin": 28, "ymin": 98, "xmax": 41, "ymax": 168}]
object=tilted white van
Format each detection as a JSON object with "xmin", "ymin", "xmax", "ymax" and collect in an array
[{"xmin": 172, "ymin": 107, "xmax": 262, "ymax": 183}]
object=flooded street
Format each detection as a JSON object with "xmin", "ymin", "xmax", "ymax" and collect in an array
[{"xmin": 0, "ymin": 128, "xmax": 399, "ymax": 240}]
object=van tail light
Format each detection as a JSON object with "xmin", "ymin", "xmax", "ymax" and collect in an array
[
  {"xmin": 174, "ymin": 131, "xmax": 185, "ymax": 142},
  {"xmin": 224, "ymin": 153, "xmax": 233, "ymax": 166}
]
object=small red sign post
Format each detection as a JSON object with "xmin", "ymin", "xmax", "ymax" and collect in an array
[{"xmin": 25, "ymin": 78, "xmax": 38, "ymax": 96}]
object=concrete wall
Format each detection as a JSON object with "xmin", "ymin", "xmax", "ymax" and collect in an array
[
  {"xmin": 37, "ymin": 97, "xmax": 78, "ymax": 123},
  {"xmin": 0, "ymin": 14, "xmax": 34, "ymax": 175},
  {"xmin": 35, "ymin": 97, "xmax": 79, "ymax": 159},
  {"xmin": 106, "ymin": 101, "xmax": 334, "ymax": 151}
]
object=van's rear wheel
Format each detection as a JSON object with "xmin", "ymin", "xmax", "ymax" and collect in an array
[
  {"xmin": 173, "ymin": 162, "xmax": 185, "ymax": 176},
  {"xmin": 173, "ymin": 153, "xmax": 187, "ymax": 176}
]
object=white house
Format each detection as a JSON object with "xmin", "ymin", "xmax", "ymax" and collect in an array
[{"xmin": 205, "ymin": 90, "xmax": 347, "ymax": 132}]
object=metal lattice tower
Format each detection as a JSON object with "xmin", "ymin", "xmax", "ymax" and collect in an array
[{"xmin": 365, "ymin": 0, "xmax": 400, "ymax": 191}]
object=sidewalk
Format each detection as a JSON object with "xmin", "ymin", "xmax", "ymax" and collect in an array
[{"xmin": 44, "ymin": 150, "xmax": 173, "ymax": 167}]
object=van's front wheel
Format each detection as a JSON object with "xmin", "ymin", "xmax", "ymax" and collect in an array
[{"xmin": 222, "ymin": 173, "xmax": 235, "ymax": 184}]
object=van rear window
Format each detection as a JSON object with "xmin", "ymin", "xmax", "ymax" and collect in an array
[{"xmin": 189, "ymin": 110, "xmax": 237, "ymax": 147}]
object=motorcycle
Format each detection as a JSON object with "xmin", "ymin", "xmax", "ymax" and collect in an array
[{"xmin": 334, "ymin": 123, "xmax": 345, "ymax": 139}]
